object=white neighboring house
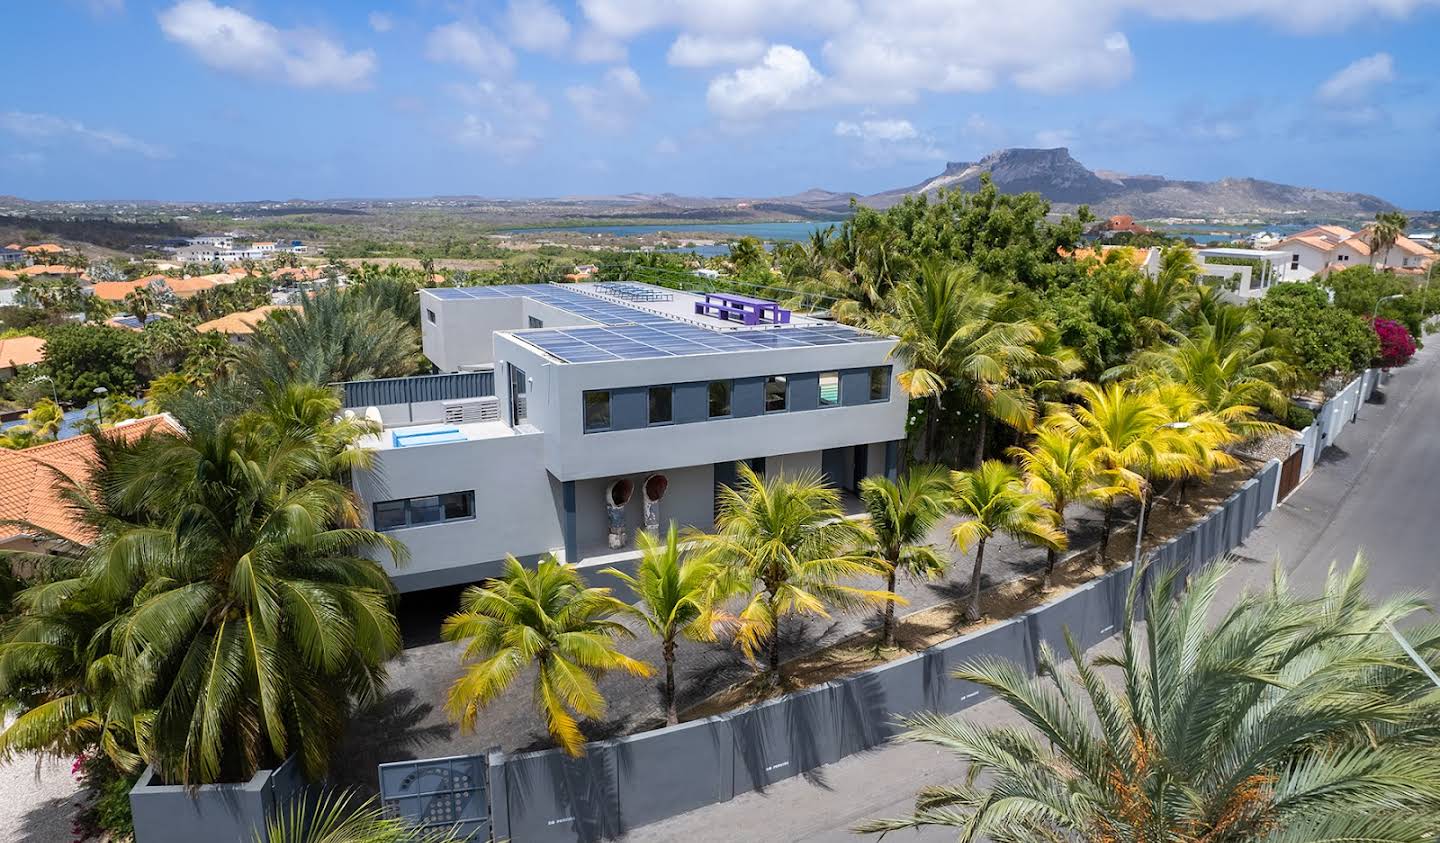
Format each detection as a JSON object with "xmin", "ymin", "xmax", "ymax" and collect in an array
[
  {"xmin": 1193, "ymin": 247, "xmax": 1291, "ymax": 302},
  {"xmin": 1275, "ymin": 225, "xmax": 1436, "ymax": 282},
  {"xmin": 189, "ymin": 234, "xmax": 234, "ymax": 250}
]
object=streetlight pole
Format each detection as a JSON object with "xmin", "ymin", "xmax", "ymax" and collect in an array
[
  {"xmin": 30, "ymin": 374, "xmax": 58, "ymax": 405},
  {"xmin": 1372, "ymin": 292, "xmax": 1403, "ymax": 320},
  {"xmin": 92, "ymin": 386, "xmax": 108, "ymax": 427},
  {"xmin": 1133, "ymin": 421, "xmax": 1192, "ymax": 568}
]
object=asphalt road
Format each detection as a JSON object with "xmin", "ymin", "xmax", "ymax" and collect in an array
[{"xmin": 620, "ymin": 341, "xmax": 1440, "ymax": 843}]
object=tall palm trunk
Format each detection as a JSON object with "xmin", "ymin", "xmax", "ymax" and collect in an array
[
  {"xmin": 1044, "ymin": 505, "xmax": 1066, "ymax": 588},
  {"xmin": 881, "ymin": 558, "xmax": 899, "ymax": 649},
  {"xmin": 1100, "ymin": 503, "xmax": 1114, "ymax": 563},
  {"xmin": 662, "ymin": 639, "xmax": 679, "ymax": 726},
  {"xmin": 973, "ymin": 412, "xmax": 988, "ymax": 467},
  {"xmin": 766, "ymin": 593, "xmax": 783, "ymax": 687},
  {"xmin": 966, "ymin": 538, "xmax": 987, "ymax": 622}
]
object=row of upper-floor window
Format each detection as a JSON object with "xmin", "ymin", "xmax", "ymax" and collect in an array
[
  {"xmin": 373, "ymin": 490, "xmax": 475, "ymax": 531},
  {"xmin": 582, "ymin": 366, "xmax": 891, "ymax": 433}
]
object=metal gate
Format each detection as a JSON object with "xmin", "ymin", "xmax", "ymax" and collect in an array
[
  {"xmin": 378, "ymin": 754, "xmax": 490, "ymax": 841},
  {"xmin": 1277, "ymin": 447, "xmax": 1305, "ymax": 501}
]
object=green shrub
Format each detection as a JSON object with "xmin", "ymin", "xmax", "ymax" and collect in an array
[
  {"xmin": 73, "ymin": 753, "xmax": 138, "ymax": 840},
  {"xmin": 1284, "ymin": 404, "xmax": 1316, "ymax": 430}
]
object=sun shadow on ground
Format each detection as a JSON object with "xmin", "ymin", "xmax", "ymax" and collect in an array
[{"xmin": 330, "ymin": 688, "xmax": 456, "ymax": 794}]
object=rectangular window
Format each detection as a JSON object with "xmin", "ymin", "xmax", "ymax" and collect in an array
[
  {"xmin": 508, "ymin": 365, "xmax": 528, "ymax": 427},
  {"xmin": 869, "ymin": 366, "xmax": 890, "ymax": 401},
  {"xmin": 818, "ymin": 371, "xmax": 840, "ymax": 407},
  {"xmin": 372, "ymin": 491, "xmax": 475, "ymax": 532},
  {"xmin": 649, "ymin": 385, "xmax": 673, "ymax": 425},
  {"xmin": 584, "ymin": 390, "xmax": 611, "ymax": 432},
  {"xmin": 708, "ymin": 380, "xmax": 732, "ymax": 418},
  {"xmin": 765, "ymin": 375, "xmax": 787, "ymax": 413},
  {"xmin": 426, "ymin": 309, "xmax": 436, "ymax": 324},
  {"xmin": 1249, "ymin": 275, "xmax": 1262, "ymax": 290},
  {"xmin": 528, "ymin": 316, "xmax": 544, "ymax": 328}
]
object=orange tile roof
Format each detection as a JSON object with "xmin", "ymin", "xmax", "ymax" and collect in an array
[
  {"xmin": 22, "ymin": 244, "xmax": 64, "ymax": 254},
  {"xmin": 163, "ymin": 277, "xmax": 218, "ymax": 297},
  {"xmin": 1392, "ymin": 235, "xmax": 1431, "ymax": 257},
  {"xmin": 1282, "ymin": 234, "xmax": 1339, "ymax": 252},
  {"xmin": 0, "ymin": 269, "xmax": 18, "ymax": 282},
  {"xmin": 1338, "ymin": 237, "xmax": 1372, "ymax": 256},
  {"xmin": 196, "ymin": 305, "xmax": 295, "ymax": 335},
  {"xmin": 19, "ymin": 264, "xmax": 82, "ymax": 276},
  {"xmin": 0, "ymin": 335, "xmax": 45, "ymax": 368},
  {"xmin": 0, "ymin": 415, "xmax": 180, "ymax": 545},
  {"xmin": 89, "ymin": 279, "xmax": 153, "ymax": 301}
]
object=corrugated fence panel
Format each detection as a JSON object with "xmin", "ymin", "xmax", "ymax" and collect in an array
[{"xmin": 338, "ymin": 372, "xmax": 495, "ymax": 408}]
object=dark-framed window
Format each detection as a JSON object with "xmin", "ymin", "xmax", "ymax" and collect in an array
[
  {"xmin": 508, "ymin": 364, "xmax": 528, "ymax": 426},
  {"xmin": 818, "ymin": 371, "xmax": 840, "ymax": 407},
  {"xmin": 869, "ymin": 366, "xmax": 890, "ymax": 401},
  {"xmin": 708, "ymin": 380, "xmax": 732, "ymax": 418},
  {"xmin": 528, "ymin": 316, "xmax": 544, "ymax": 328},
  {"xmin": 426, "ymin": 309, "xmax": 436, "ymax": 324},
  {"xmin": 649, "ymin": 385, "xmax": 673, "ymax": 425},
  {"xmin": 373, "ymin": 491, "xmax": 474, "ymax": 532},
  {"xmin": 584, "ymin": 390, "xmax": 611, "ymax": 432},
  {"xmin": 764, "ymin": 375, "xmax": 788, "ymax": 413}
]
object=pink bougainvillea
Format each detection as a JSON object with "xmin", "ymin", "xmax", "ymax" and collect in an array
[{"xmin": 1372, "ymin": 317, "xmax": 1416, "ymax": 368}]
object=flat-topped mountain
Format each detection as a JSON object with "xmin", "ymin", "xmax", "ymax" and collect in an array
[{"xmin": 863, "ymin": 147, "xmax": 1396, "ymax": 218}]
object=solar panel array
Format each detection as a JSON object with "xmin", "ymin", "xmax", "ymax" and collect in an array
[
  {"xmin": 424, "ymin": 284, "xmax": 671, "ymax": 326},
  {"xmin": 519, "ymin": 323, "xmax": 885, "ymax": 362},
  {"xmin": 422, "ymin": 284, "xmax": 890, "ymax": 363}
]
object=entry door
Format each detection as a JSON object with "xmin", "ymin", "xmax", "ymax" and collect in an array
[{"xmin": 821, "ymin": 447, "xmax": 847, "ymax": 491}]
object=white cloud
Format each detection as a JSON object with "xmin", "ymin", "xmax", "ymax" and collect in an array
[
  {"xmin": 834, "ymin": 117, "xmax": 943, "ymax": 165},
  {"xmin": 667, "ymin": 33, "xmax": 766, "ymax": 67},
  {"xmin": 578, "ymin": 0, "xmax": 856, "ymax": 40},
  {"xmin": 507, "ymin": 0, "xmax": 571, "ymax": 53},
  {"xmin": 0, "ymin": 111, "xmax": 172, "ymax": 159},
  {"xmin": 566, "ymin": 66, "xmax": 649, "ymax": 133},
  {"xmin": 1316, "ymin": 52, "xmax": 1395, "ymax": 102},
  {"xmin": 451, "ymin": 80, "xmax": 551, "ymax": 157},
  {"xmin": 1034, "ymin": 128, "xmax": 1076, "ymax": 148},
  {"xmin": 368, "ymin": 11, "xmax": 393, "ymax": 33},
  {"xmin": 835, "ymin": 118, "xmax": 918, "ymax": 142},
  {"xmin": 572, "ymin": 28, "xmax": 627, "ymax": 63},
  {"xmin": 707, "ymin": 45, "xmax": 824, "ymax": 120},
  {"xmin": 425, "ymin": 21, "xmax": 516, "ymax": 78},
  {"xmin": 158, "ymin": 0, "xmax": 375, "ymax": 89}
]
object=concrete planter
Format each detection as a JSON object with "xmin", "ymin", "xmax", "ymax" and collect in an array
[{"xmin": 130, "ymin": 756, "xmax": 305, "ymax": 843}]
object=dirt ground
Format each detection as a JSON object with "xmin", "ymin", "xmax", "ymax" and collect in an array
[{"xmin": 684, "ymin": 459, "xmax": 1262, "ymax": 718}]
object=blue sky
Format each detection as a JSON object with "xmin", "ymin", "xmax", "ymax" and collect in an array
[{"xmin": 4, "ymin": 0, "xmax": 1439, "ymax": 207}]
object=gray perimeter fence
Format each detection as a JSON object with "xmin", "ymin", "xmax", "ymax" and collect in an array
[{"xmin": 461, "ymin": 369, "xmax": 1384, "ymax": 843}]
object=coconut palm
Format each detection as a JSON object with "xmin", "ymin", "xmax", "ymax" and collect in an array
[
  {"xmin": 1041, "ymin": 383, "xmax": 1165, "ymax": 561},
  {"xmin": 1120, "ymin": 306, "xmax": 1296, "ymax": 424},
  {"xmin": 602, "ymin": 524, "xmax": 724, "ymax": 726},
  {"xmin": 0, "ymin": 388, "xmax": 403, "ymax": 785},
  {"xmin": 857, "ymin": 559, "xmax": 1440, "ymax": 842},
  {"xmin": 0, "ymin": 399, "xmax": 64, "ymax": 449},
  {"xmin": 697, "ymin": 464, "xmax": 895, "ymax": 686},
  {"xmin": 856, "ymin": 466, "xmax": 952, "ymax": 649},
  {"xmin": 882, "ymin": 261, "xmax": 1047, "ymax": 464},
  {"xmin": 949, "ymin": 461, "xmax": 1065, "ymax": 622},
  {"xmin": 1006, "ymin": 429, "xmax": 1121, "ymax": 588},
  {"xmin": 444, "ymin": 556, "xmax": 652, "ymax": 756}
]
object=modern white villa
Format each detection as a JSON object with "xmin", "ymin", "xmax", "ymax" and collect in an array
[
  {"xmin": 1193, "ymin": 246, "xmax": 1291, "ymax": 302},
  {"xmin": 1276, "ymin": 225, "xmax": 1436, "ymax": 281},
  {"xmin": 346, "ymin": 281, "xmax": 907, "ymax": 592}
]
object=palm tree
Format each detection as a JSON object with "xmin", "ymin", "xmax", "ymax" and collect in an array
[
  {"xmin": 122, "ymin": 285, "xmax": 162, "ymax": 324},
  {"xmin": 602, "ymin": 524, "xmax": 724, "ymax": 726},
  {"xmin": 237, "ymin": 284, "xmax": 419, "ymax": 387},
  {"xmin": 1041, "ymin": 382, "xmax": 1162, "ymax": 561},
  {"xmin": 0, "ymin": 398, "xmax": 64, "ymax": 449},
  {"xmin": 263, "ymin": 788, "xmax": 466, "ymax": 843},
  {"xmin": 727, "ymin": 236, "xmax": 768, "ymax": 273},
  {"xmin": 857, "ymin": 559, "xmax": 1440, "ymax": 841},
  {"xmin": 696, "ymin": 464, "xmax": 894, "ymax": 686},
  {"xmin": 882, "ymin": 261, "xmax": 1046, "ymax": 464},
  {"xmin": 856, "ymin": 466, "xmax": 952, "ymax": 649},
  {"xmin": 1006, "ymin": 428, "xmax": 1117, "ymax": 588},
  {"xmin": 1367, "ymin": 211, "xmax": 1408, "ymax": 268},
  {"xmin": 443, "ymin": 556, "xmax": 652, "ymax": 756},
  {"xmin": 949, "ymin": 461, "xmax": 1065, "ymax": 622}
]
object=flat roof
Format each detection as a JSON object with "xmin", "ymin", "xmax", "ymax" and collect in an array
[
  {"xmin": 422, "ymin": 281, "xmax": 892, "ymax": 364},
  {"xmin": 365, "ymin": 420, "xmax": 521, "ymax": 450},
  {"xmin": 1197, "ymin": 247, "xmax": 1288, "ymax": 258}
]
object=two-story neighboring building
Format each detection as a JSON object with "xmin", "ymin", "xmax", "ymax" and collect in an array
[
  {"xmin": 348, "ymin": 281, "xmax": 908, "ymax": 593},
  {"xmin": 1277, "ymin": 224, "xmax": 1436, "ymax": 281}
]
